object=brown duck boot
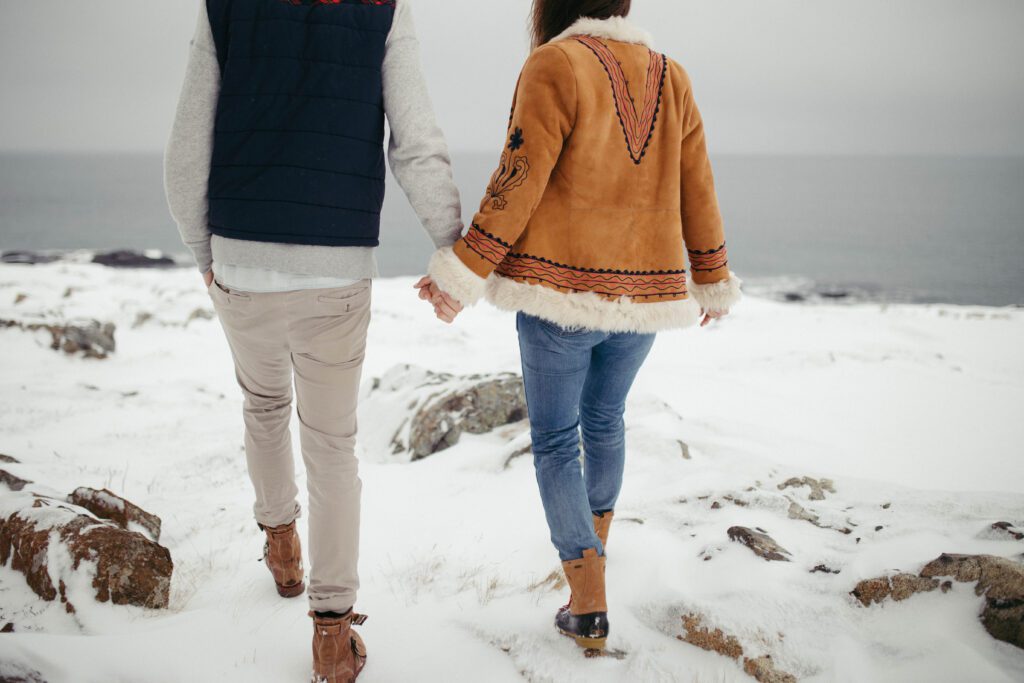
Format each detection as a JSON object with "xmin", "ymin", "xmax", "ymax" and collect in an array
[
  {"xmin": 556, "ymin": 548, "xmax": 609, "ymax": 651},
  {"xmin": 260, "ymin": 520, "xmax": 305, "ymax": 598},
  {"xmin": 593, "ymin": 512, "xmax": 614, "ymax": 551},
  {"xmin": 310, "ymin": 609, "xmax": 368, "ymax": 683}
]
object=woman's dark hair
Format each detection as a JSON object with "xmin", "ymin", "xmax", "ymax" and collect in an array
[{"xmin": 531, "ymin": 0, "xmax": 632, "ymax": 47}]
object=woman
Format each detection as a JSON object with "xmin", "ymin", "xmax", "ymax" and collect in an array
[{"xmin": 418, "ymin": 0, "xmax": 741, "ymax": 653}]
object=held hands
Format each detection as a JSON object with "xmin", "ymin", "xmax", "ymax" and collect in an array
[{"xmin": 414, "ymin": 276, "xmax": 463, "ymax": 324}]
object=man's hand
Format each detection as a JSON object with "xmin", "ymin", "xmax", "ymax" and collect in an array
[
  {"xmin": 203, "ymin": 270, "xmax": 214, "ymax": 288},
  {"xmin": 414, "ymin": 276, "xmax": 463, "ymax": 324},
  {"xmin": 700, "ymin": 309, "xmax": 729, "ymax": 327}
]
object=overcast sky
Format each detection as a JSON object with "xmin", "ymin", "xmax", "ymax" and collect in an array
[{"xmin": 0, "ymin": 0, "xmax": 1021, "ymax": 155}]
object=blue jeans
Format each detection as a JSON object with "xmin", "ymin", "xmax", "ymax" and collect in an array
[{"xmin": 517, "ymin": 312, "xmax": 656, "ymax": 561}]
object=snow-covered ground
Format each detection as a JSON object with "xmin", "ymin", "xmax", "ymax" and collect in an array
[{"xmin": 1, "ymin": 262, "xmax": 1023, "ymax": 682}]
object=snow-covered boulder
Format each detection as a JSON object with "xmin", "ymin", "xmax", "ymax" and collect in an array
[
  {"xmin": 0, "ymin": 318, "xmax": 116, "ymax": 359},
  {"xmin": 852, "ymin": 553, "xmax": 1024, "ymax": 650},
  {"xmin": 68, "ymin": 487, "xmax": 162, "ymax": 542},
  {"xmin": 726, "ymin": 526, "xmax": 792, "ymax": 562},
  {"xmin": 0, "ymin": 490, "xmax": 172, "ymax": 612},
  {"xmin": 0, "ymin": 467, "xmax": 31, "ymax": 492},
  {"xmin": 360, "ymin": 364, "xmax": 527, "ymax": 461},
  {"xmin": 979, "ymin": 521, "xmax": 1024, "ymax": 541},
  {"xmin": 677, "ymin": 613, "xmax": 797, "ymax": 683}
]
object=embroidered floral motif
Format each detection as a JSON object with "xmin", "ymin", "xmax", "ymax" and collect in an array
[
  {"xmin": 688, "ymin": 243, "xmax": 729, "ymax": 272},
  {"xmin": 464, "ymin": 225, "xmax": 688, "ymax": 299},
  {"xmin": 508, "ymin": 127, "xmax": 525, "ymax": 151},
  {"xmin": 485, "ymin": 129, "xmax": 530, "ymax": 211},
  {"xmin": 577, "ymin": 36, "xmax": 667, "ymax": 165}
]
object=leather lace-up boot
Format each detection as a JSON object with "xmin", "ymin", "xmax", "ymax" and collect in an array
[
  {"xmin": 310, "ymin": 609, "xmax": 368, "ymax": 683},
  {"xmin": 260, "ymin": 520, "xmax": 305, "ymax": 598}
]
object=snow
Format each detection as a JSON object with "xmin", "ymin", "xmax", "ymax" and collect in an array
[{"xmin": 0, "ymin": 262, "xmax": 1023, "ymax": 682}]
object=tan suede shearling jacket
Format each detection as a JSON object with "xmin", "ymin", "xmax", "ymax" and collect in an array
[{"xmin": 429, "ymin": 16, "xmax": 741, "ymax": 333}]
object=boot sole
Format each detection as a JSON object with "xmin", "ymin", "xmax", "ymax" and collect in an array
[
  {"xmin": 277, "ymin": 581, "xmax": 305, "ymax": 598},
  {"xmin": 557, "ymin": 627, "xmax": 606, "ymax": 652}
]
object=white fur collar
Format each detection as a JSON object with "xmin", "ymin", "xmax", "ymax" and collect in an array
[{"xmin": 548, "ymin": 16, "xmax": 654, "ymax": 48}]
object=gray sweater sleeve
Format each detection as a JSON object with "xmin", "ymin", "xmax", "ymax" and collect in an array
[
  {"xmin": 164, "ymin": 1, "xmax": 219, "ymax": 274},
  {"xmin": 383, "ymin": 0, "xmax": 464, "ymax": 248}
]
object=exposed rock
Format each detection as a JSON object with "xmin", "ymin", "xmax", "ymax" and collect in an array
[
  {"xmin": 0, "ymin": 494, "xmax": 172, "ymax": 610},
  {"xmin": 852, "ymin": 553, "xmax": 1024, "ymax": 650},
  {"xmin": 68, "ymin": 487, "xmax": 162, "ymax": 542},
  {"xmin": 362, "ymin": 365, "xmax": 527, "ymax": 460},
  {"xmin": 743, "ymin": 655, "xmax": 798, "ymax": 683},
  {"xmin": 0, "ymin": 319, "xmax": 116, "ymax": 359},
  {"xmin": 811, "ymin": 564, "xmax": 840, "ymax": 574},
  {"xmin": 53, "ymin": 321, "xmax": 117, "ymax": 358},
  {"xmin": 0, "ymin": 251, "xmax": 60, "ymax": 265},
  {"xmin": 92, "ymin": 250, "xmax": 175, "ymax": 269},
  {"xmin": 1, "ymin": 622, "xmax": 13, "ymax": 632},
  {"xmin": 786, "ymin": 500, "xmax": 852, "ymax": 535},
  {"xmin": 0, "ymin": 455, "xmax": 19, "ymax": 464},
  {"xmin": 920, "ymin": 553, "xmax": 1024, "ymax": 649},
  {"xmin": 678, "ymin": 440, "xmax": 691, "ymax": 460},
  {"xmin": 787, "ymin": 500, "xmax": 819, "ymax": 524},
  {"xmin": 850, "ymin": 573, "xmax": 941, "ymax": 606},
  {"xmin": 0, "ymin": 470, "xmax": 31, "ymax": 492},
  {"xmin": 13, "ymin": 293, "xmax": 27, "ymax": 305},
  {"xmin": 678, "ymin": 613, "xmax": 743, "ymax": 659},
  {"xmin": 979, "ymin": 521, "xmax": 1024, "ymax": 541},
  {"xmin": 678, "ymin": 614, "xmax": 796, "ymax": 683},
  {"xmin": 777, "ymin": 476, "xmax": 835, "ymax": 500},
  {"xmin": 727, "ymin": 526, "xmax": 792, "ymax": 562}
]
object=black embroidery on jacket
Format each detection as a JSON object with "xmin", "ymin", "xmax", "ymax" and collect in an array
[{"xmin": 485, "ymin": 129, "xmax": 530, "ymax": 210}]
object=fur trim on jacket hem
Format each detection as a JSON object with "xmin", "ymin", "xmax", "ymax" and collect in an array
[
  {"xmin": 428, "ymin": 247, "xmax": 487, "ymax": 306},
  {"xmin": 549, "ymin": 16, "xmax": 654, "ymax": 48},
  {"xmin": 485, "ymin": 276, "xmax": 702, "ymax": 334},
  {"xmin": 689, "ymin": 275, "xmax": 743, "ymax": 313}
]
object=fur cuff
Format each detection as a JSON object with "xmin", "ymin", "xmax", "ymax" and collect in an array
[
  {"xmin": 428, "ymin": 247, "xmax": 488, "ymax": 307},
  {"xmin": 549, "ymin": 16, "xmax": 654, "ymax": 48},
  {"xmin": 486, "ymin": 276, "xmax": 702, "ymax": 334},
  {"xmin": 689, "ymin": 275, "xmax": 743, "ymax": 313}
]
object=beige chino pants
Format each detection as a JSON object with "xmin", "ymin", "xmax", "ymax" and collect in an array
[{"xmin": 209, "ymin": 278, "xmax": 371, "ymax": 613}]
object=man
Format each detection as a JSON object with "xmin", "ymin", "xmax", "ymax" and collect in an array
[{"xmin": 164, "ymin": 1, "xmax": 462, "ymax": 681}]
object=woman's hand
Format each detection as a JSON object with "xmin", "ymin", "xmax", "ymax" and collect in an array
[
  {"xmin": 414, "ymin": 276, "xmax": 464, "ymax": 324},
  {"xmin": 700, "ymin": 309, "xmax": 729, "ymax": 327},
  {"xmin": 203, "ymin": 270, "xmax": 214, "ymax": 288}
]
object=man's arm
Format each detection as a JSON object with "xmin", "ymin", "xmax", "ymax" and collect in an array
[
  {"xmin": 164, "ymin": 1, "xmax": 220, "ymax": 276},
  {"xmin": 383, "ymin": 0, "xmax": 464, "ymax": 250}
]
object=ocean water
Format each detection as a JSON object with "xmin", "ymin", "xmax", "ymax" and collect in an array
[{"xmin": 1, "ymin": 152, "xmax": 1021, "ymax": 306}]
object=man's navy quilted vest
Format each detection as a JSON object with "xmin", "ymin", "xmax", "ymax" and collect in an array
[{"xmin": 205, "ymin": 0, "xmax": 396, "ymax": 247}]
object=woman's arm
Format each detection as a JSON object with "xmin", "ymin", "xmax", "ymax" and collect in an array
[
  {"xmin": 164, "ymin": 0, "xmax": 220, "ymax": 276},
  {"xmin": 678, "ymin": 74, "xmax": 742, "ymax": 314},
  {"xmin": 427, "ymin": 44, "xmax": 578, "ymax": 307}
]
